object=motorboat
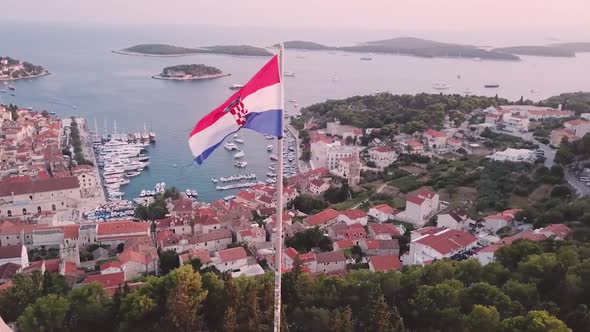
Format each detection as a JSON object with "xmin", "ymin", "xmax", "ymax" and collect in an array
[
  {"xmin": 186, "ymin": 189, "xmax": 192, "ymax": 196},
  {"xmin": 234, "ymin": 138, "xmax": 244, "ymax": 144},
  {"xmin": 270, "ymin": 155, "xmax": 278, "ymax": 161},
  {"xmin": 229, "ymin": 83, "xmax": 244, "ymax": 90},
  {"xmin": 140, "ymin": 190, "xmax": 147, "ymax": 197},
  {"xmin": 267, "ymin": 172, "xmax": 277, "ymax": 177},
  {"xmin": 284, "ymin": 71, "xmax": 296, "ymax": 77},
  {"xmin": 288, "ymin": 98, "xmax": 296, "ymax": 103},
  {"xmin": 234, "ymin": 161, "xmax": 248, "ymax": 168},
  {"xmin": 234, "ymin": 150, "xmax": 245, "ymax": 158},
  {"xmin": 224, "ymin": 142, "xmax": 238, "ymax": 151},
  {"xmin": 265, "ymin": 134, "xmax": 273, "ymax": 140},
  {"xmin": 191, "ymin": 190, "xmax": 198, "ymax": 197},
  {"xmin": 8, "ymin": 85, "xmax": 15, "ymax": 91},
  {"xmin": 211, "ymin": 177, "xmax": 218, "ymax": 183},
  {"xmin": 433, "ymin": 83, "xmax": 451, "ymax": 90},
  {"xmin": 267, "ymin": 144, "xmax": 273, "ymax": 152},
  {"xmin": 125, "ymin": 171, "xmax": 141, "ymax": 177},
  {"xmin": 360, "ymin": 57, "xmax": 373, "ymax": 61},
  {"xmin": 484, "ymin": 83, "xmax": 500, "ymax": 88}
]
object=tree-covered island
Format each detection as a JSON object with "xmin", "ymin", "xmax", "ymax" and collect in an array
[
  {"xmin": 152, "ymin": 64, "xmax": 228, "ymax": 80},
  {"xmin": 115, "ymin": 44, "xmax": 273, "ymax": 57},
  {"xmin": 0, "ymin": 56, "xmax": 49, "ymax": 80}
]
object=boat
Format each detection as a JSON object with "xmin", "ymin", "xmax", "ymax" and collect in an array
[
  {"xmin": 125, "ymin": 171, "xmax": 141, "ymax": 177},
  {"xmin": 484, "ymin": 83, "xmax": 500, "ymax": 88},
  {"xmin": 186, "ymin": 189, "xmax": 192, "ymax": 196},
  {"xmin": 360, "ymin": 57, "xmax": 373, "ymax": 61},
  {"xmin": 267, "ymin": 172, "xmax": 277, "ymax": 177},
  {"xmin": 267, "ymin": 144, "xmax": 273, "ymax": 152},
  {"xmin": 8, "ymin": 85, "xmax": 15, "ymax": 91},
  {"xmin": 234, "ymin": 138, "xmax": 244, "ymax": 144},
  {"xmin": 433, "ymin": 83, "xmax": 451, "ymax": 90},
  {"xmin": 284, "ymin": 71, "xmax": 296, "ymax": 77},
  {"xmin": 234, "ymin": 161, "xmax": 248, "ymax": 168},
  {"xmin": 224, "ymin": 142, "xmax": 238, "ymax": 151},
  {"xmin": 191, "ymin": 190, "xmax": 198, "ymax": 197},
  {"xmin": 149, "ymin": 131, "xmax": 156, "ymax": 142},
  {"xmin": 211, "ymin": 177, "xmax": 218, "ymax": 183},
  {"xmin": 229, "ymin": 83, "xmax": 244, "ymax": 90},
  {"xmin": 473, "ymin": 57, "xmax": 482, "ymax": 62},
  {"xmin": 9, "ymin": 94, "xmax": 15, "ymax": 97},
  {"xmin": 288, "ymin": 98, "xmax": 296, "ymax": 103},
  {"xmin": 293, "ymin": 104, "xmax": 299, "ymax": 108},
  {"xmin": 234, "ymin": 150, "xmax": 245, "ymax": 158},
  {"xmin": 530, "ymin": 89, "xmax": 538, "ymax": 93},
  {"xmin": 265, "ymin": 134, "xmax": 273, "ymax": 140},
  {"xmin": 0, "ymin": 90, "xmax": 5, "ymax": 93},
  {"xmin": 270, "ymin": 155, "xmax": 278, "ymax": 161},
  {"xmin": 233, "ymin": 133, "xmax": 238, "ymax": 138},
  {"xmin": 140, "ymin": 190, "xmax": 147, "ymax": 197}
]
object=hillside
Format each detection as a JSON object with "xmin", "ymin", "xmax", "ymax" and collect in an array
[
  {"xmin": 155, "ymin": 64, "xmax": 224, "ymax": 80},
  {"xmin": 0, "ymin": 56, "xmax": 49, "ymax": 80},
  {"xmin": 280, "ymin": 37, "xmax": 520, "ymax": 60},
  {"xmin": 117, "ymin": 43, "xmax": 272, "ymax": 57},
  {"xmin": 493, "ymin": 46, "xmax": 576, "ymax": 57},
  {"xmin": 542, "ymin": 91, "xmax": 590, "ymax": 114}
]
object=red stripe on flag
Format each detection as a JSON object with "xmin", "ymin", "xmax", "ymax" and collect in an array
[{"xmin": 189, "ymin": 55, "xmax": 280, "ymax": 137}]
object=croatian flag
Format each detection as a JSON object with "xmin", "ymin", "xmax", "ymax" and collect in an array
[{"xmin": 188, "ymin": 55, "xmax": 282, "ymax": 164}]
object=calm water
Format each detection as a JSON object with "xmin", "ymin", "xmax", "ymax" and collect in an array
[{"xmin": 2, "ymin": 23, "xmax": 590, "ymax": 201}]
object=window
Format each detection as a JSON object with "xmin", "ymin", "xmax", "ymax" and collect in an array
[
  {"xmin": 52, "ymin": 205, "xmax": 56, "ymax": 212},
  {"xmin": 37, "ymin": 206, "xmax": 41, "ymax": 213},
  {"xmin": 29, "ymin": 195, "xmax": 33, "ymax": 200}
]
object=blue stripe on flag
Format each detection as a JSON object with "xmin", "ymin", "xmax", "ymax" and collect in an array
[{"xmin": 242, "ymin": 109, "xmax": 283, "ymax": 137}]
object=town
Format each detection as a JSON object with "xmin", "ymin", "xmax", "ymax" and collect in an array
[{"xmin": 0, "ymin": 91, "xmax": 589, "ymax": 331}]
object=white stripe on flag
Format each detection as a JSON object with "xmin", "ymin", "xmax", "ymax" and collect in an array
[{"xmin": 188, "ymin": 112, "xmax": 240, "ymax": 158}]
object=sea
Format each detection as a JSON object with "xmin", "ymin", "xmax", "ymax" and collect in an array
[{"xmin": 2, "ymin": 22, "xmax": 590, "ymax": 202}]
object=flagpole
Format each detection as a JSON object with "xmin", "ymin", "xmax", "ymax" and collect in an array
[{"xmin": 273, "ymin": 43, "xmax": 285, "ymax": 332}]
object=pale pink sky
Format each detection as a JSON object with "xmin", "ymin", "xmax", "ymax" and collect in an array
[{"xmin": 4, "ymin": 0, "xmax": 589, "ymax": 32}]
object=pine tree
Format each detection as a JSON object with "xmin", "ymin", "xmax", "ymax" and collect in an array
[
  {"xmin": 330, "ymin": 308, "xmax": 343, "ymax": 332},
  {"xmin": 223, "ymin": 306, "xmax": 238, "ymax": 332},
  {"xmin": 342, "ymin": 306, "xmax": 355, "ymax": 332},
  {"xmin": 370, "ymin": 291, "xmax": 392, "ymax": 332},
  {"xmin": 246, "ymin": 287, "xmax": 261, "ymax": 332}
]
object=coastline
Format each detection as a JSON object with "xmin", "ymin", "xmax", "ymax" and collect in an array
[
  {"xmin": 0, "ymin": 72, "xmax": 50, "ymax": 81},
  {"xmin": 152, "ymin": 73, "xmax": 230, "ymax": 81}
]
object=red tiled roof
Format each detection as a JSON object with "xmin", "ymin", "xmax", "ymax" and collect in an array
[
  {"xmin": 218, "ymin": 247, "xmax": 247, "ymax": 263},
  {"xmin": 415, "ymin": 229, "xmax": 477, "ymax": 255},
  {"xmin": 305, "ymin": 208, "xmax": 340, "ymax": 226},
  {"xmin": 418, "ymin": 189, "xmax": 437, "ymax": 199},
  {"xmin": 299, "ymin": 253, "xmax": 316, "ymax": 263},
  {"xmin": 424, "ymin": 129, "xmax": 446, "ymax": 138},
  {"xmin": 373, "ymin": 204, "xmax": 396, "ymax": 214},
  {"xmin": 373, "ymin": 146, "xmax": 393, "ymax": 153},
  {"xmin": 407, "ymin": 140, "xmax": 423, "ymax": 147},
  {"xmin": 237, "ymin": 190, "xmax": 256, "ymax": 201},
  {"xmin": 0, "ymin": 245, "xmax": 23, "ymax": 259},
  {"xmin": 335, "ymin": 239, "xmax": 354, "ymax": 249},
  {"xmin": 257, "ymin": 194, "xmax": 273, "ymax": 204},
  {"xmin": 341, "ymin": 209, "xmax": 367, "ymax": 220},
  {"xmin": 119, "ymin": 249, "xmax": 148, "ymax": 265},
  {"xmin": 194, "ymin": 229, "xmax": 232, "ymax": 243},
  {"xmin": 100, "ymin": 261, "xmax": 122, "ymax": 271},
  {"xmin": 44, "ymin": 258, "xmax": 60, "ymax": 273},
  {"xmin": 285, "ymin": 247, "xmax": 298, "ymax": 261},
  {"xmin": 0, "ymin": 262, "xmax": 20, "ymax": 279},
  {"xmin": 369, "ymin": 255, "xmax": 402, "ymax": 272},
  {"xmin": 309, "ymin": 179, "xmax": 326, "ymax": 188},
  {"xmin": 172, "ymin": 198, "xmax": 193, "ymax": 212},
  {"xmin": 85, "ymin": 272, "xmax": 125, "ymax": 288},
  {"xmin": 368, "ymin": 223, "xmax": 401, "ymax": 237},
  {"xmin": 22, "ymin": 260, "xmax": 44, "ymax": 274},
  {"xmin": 485, "ymin": 214, "xmax": 513, "ymax": 222},
  {"xmin": 540, "ymin": 223, "xmax": 572, "ymax": 238},
  {"xmin": 0, "ymin": 176, "xmax": 79, "ymax": 196},
  {"xmin": 180, "ymin": 249, "xmax": 212, "ymax": 264},
  {"xmin": 60, "ymin": 224, "xmax": 80, "ymax": 239},
  {"xmin": 63, "ymin": 261, "xmax": 84, "ymax": 275},
  {"xmin": 97, "ymin": 221, "xmax": 150, "ymax": 236},
  {"xmin": 478, "ymin": 244, "xmax": 502, "ymax": 253},
  {"xmin": 565, "ymin": 119, "xmax": 590, "ymax": 126},
  {"xmin": 406, "ymin": 195, "xmax": 425, "ymax": 205},
  {"xmin": 316, "ymin": 251, "xmax": 346, "ymax": 264},
  {"xmin": 496, "ymin": 231, "xmax": 547, "ymax": 245}
]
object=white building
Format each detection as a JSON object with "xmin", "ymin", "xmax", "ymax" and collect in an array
[
  {"xmin": 475, "ymin": 244, "xmax": 502, "ymax": 266},
  {"xmin": 436, "ymin": 210, "xmax": 471, "ymax": 230},
  {"xmin": 487, "ymin": 148, "xmax": 534, "ymax": 163},
  {"xmin": 423, "ymin": 129, "xmax": 448, "ymax": 149},
  {"xmin": 315, "ymin": 251, "xmax": 346, "ymax": 274},
  {"xmin": 310, "ymin": 140, "xmax": 357, "ymax": 170},
  {"xmin": 564, "ymin": 119, "xmax": 590, "ymax": 138},
  {"xmin": 368, "ymin": 204, "xmax": 398, "ymax": 222},
  {"xmin": 308, "ymin": 179, "xmax": 330, "ymax": 195},
  {"xmin": 332, "ymin": 155, "xmax": 361, "ymax": 186},
  {"xmin": 402, "ymin": 189, "xmax": 440, "ymax": 227},
  {"xmin": 214, "ymin": 247, "xmax": 248, "ymax": 273},
  {"xmin": 407, "ymin": 229, "xmax": 478, "ymax": 265},
  {"xmin": 369, "ymin": 147, "xmax": 397, "ymax": 169},
  {"xmin": 503, "ymin": 114, "xmax": 530, "ymax": 132},
  {"xmin": 337, "ymin": 209, "xmax": 368, "ymax": 226}
]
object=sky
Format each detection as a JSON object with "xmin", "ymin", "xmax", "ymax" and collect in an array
[{"xmin": 3, "ymin": 0, "xmax": 589, "ymax": 33}]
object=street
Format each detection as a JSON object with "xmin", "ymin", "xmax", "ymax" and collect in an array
[{"xmin": 535, "ymin": 139, "xmax": 590, "ymax": 196}]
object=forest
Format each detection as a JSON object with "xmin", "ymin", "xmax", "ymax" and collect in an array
[{"xmin": 0, "ymin": 239, "xmax": 588, "ymax": 332}]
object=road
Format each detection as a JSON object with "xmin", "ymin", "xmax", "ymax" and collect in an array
[
  {"xmin": 286, "ymin": 125, "xmax": 310, "ymax": 173},
  {"xmin": 535, "ymin": 139, "xmax": 590, "ymax": 196}
]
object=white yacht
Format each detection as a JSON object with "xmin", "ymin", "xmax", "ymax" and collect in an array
[
  {"xmin": 284, "ymin": 71, "xmax": 296, "ymax": 77},
  {"xmin": 234, "ymin": 150, "xmax": 245, "ymax": 158},
  {"xmin": 229, "ymin": 83, "xmax": 244, "ymax": 90},
  {"xmin": 211, "ymin": 177, "xmax": 218, "ymax": 183},
  {"xmin": 234, "ymin": 138, "xmax": 244, "ymax": 144},
  {"xmin": 234, "ymin": 161, "xmax": 248, "ymax": 168},
  {"xmin": 433, "ymin": 83, "xmax": 451, "ymax": 90},
  {"xmin": 265, "ymin": 134, "xmax": 273, "ymax": 140},
  {"xmin": 267, "ymin": 144, "xmax": 273, "ymax": 152},
  {"xmin": 224, "ymin": 142, "xmax": 238, "ymax": 151}
]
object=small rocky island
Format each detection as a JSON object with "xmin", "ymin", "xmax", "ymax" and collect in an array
[
  {"xmin": 152, "ymin": 64, "xmax": 228, "ymax": 80},
  {"xmin": 0, "ymin": 56, "xmax": 49, "ymax": 80}
]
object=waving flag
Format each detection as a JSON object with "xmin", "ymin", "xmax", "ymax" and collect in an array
[{"xmin": 188, "ymin": 55, "xmax": 283, "ymax": 164}]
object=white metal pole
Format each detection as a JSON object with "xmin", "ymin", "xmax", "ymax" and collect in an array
[{"xmin": 273, "ymin": 43, "xmax": 285, "ymax": 332}]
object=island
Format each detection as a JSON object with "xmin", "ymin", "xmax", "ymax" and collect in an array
[
  {"xmin": 114, "ymin": 43, "xmax": 273, "ymax": 57},
  {"xmin": 152, "ymin": 64, "xmax": 229, "ymax": 80},
  {"xmin": 0, "ymin": 56, "xmax": 49, "ymax": 81},
  {"xmin": 492, "ymin": 46, "xmax": 576, "ymax": 57},
  {"xmin": 277, "ymin": 37, "xmax": 521, "ymax": 61},
  {"xmin": 548, "ymin": 42, "xmax": 590, "ymax": 53}
]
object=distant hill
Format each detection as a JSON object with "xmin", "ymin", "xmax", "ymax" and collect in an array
[
  {"xmin": 116, "ymin": 44, "xmax": 273, "ymax": 57},
  {"xmin": 492, "ymin": 46, "xmax": 575, "ymax": 57},
  {"xmin": 548, "ymin": 42, "xmax": 590, "ymax": 52},
  {"xmin": 279, "ymin": 37, "xmax": 520, "ymax": 61},
  {"xmin": 542, "ymin": 92, "xmax": 590, "ymax": 114}
]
